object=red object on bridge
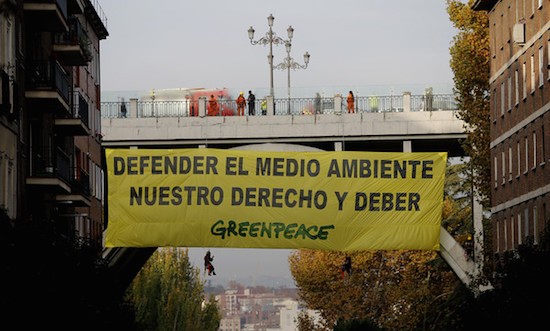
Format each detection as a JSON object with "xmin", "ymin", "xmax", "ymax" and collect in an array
[{"xmin": 188, "ymin": 88, "xmax": 234, "ymax": 116}]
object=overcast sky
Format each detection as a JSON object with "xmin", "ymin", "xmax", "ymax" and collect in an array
[
  {"xmin": 100, "ymin": 0, "xmax": 458, "ymax": 99},
  {"xmin": 99, "ymin": 1, "xmax": 459, "ymax": 285}
]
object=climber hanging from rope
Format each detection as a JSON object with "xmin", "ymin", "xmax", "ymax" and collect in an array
[
  {"xmin": 341, "ymin": 255, "xmax": 352, "ymax": 279},
  {"xmin": 204, "ymin": 250, "xmax": 216, "ymax": 276}
]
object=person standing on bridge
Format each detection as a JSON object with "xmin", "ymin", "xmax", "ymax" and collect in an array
[
  {"xmin": 347, "ymin": 91, "xmax": 355, "ymax": 113},
  {"xmin": 120, "ymin": 97, "xmax": 127, "ymax": 118},
  {"xmin": 248, "ymin": 90, "xmax": 256, "ymax": 116},
  {"xmin": 236, "ymin": 92, "xmax": 246, "ymax": 116},
  {"xmin": 208, "ymin": 94, "xmax": 219, "ymax": 116}
]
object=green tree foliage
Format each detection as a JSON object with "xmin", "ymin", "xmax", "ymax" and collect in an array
[
  {"xmin": 442, "ymin": 161, "xmax": 473, "ymax": 249},
  {"xmin": 447, "ymin": 0, "xmax": 491, "ymax": 206},
  {"xmin": 126, "ymin": 248, "xmax": 220, "ymax": 331}
]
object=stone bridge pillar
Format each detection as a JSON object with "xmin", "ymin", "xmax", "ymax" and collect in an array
[
  {"xmin": 266, "ymin": 95, "xmax": 274, "ymax": 116},
  {"xmin": 198, "ymin": 97, "xmax": 207, "ymax": 117},
  {"xmin": 334, "ymin": 94, "xmax": 342, "ymax": 114},
  {"xmin": 403, "ymin": 92, "xmax": 411, "ymax": 112},
  {"xmin": 129, "ymin": 98, "xmax": 138, "ymax": 118}
]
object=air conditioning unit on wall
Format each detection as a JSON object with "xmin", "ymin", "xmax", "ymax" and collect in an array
[{"xmin": 513, "ymin": 23, "xmax": 525, "ymax": 45}]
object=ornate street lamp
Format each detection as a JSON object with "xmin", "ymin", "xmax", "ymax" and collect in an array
[
  {"xmin": 248, "ymin": 14, "xmax": 294, "ymax": 98},
  {"xmin": 274, "ymin": 42, "xmax": 310, "ymax": 114}
]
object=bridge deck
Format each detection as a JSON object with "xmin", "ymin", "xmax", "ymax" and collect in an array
[{"xmin": 101, "ymin": 110, "xmax": 466, "ymax": 155}]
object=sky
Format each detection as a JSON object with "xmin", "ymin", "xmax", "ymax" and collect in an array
[
  {"xmin": 100, "ymin": 0, "xmax": 459, "ymax": 101},
  {"xmin": 99, "ymin": 1, "xmax": 459, "ymax": 286}
]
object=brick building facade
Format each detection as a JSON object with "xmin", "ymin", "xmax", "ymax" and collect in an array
[{"xmin": 474, "ymin": 0, "xmax": 550, "ymax": 253}]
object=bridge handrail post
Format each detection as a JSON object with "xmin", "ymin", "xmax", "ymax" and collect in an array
[
  {"xmin": 129, "ymin": 98, "xmax": 138, "ymax": 118},
  {"xmin": 403, "ymin": 92, "xmax": 411, "ymax": 112},
  {"xmin": 198, "ymin": 97, "xmax": 207, "ymax": 117},
  {"xmin": 334, "ymin": 94, "xmax": 342, "ymax": 114},
  {"xmin": 266, "ymin": 95, "xmax": 274, "ymax": 116}
]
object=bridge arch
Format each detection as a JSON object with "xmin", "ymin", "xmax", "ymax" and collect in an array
[{"xmin": 228, "ymin": 142, "xmax": 325, "ymax": 152}]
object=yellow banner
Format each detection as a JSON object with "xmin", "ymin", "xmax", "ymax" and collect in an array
[{"xmin": 104, "ymin": 148, "xmax": 447, "ymax": 251}]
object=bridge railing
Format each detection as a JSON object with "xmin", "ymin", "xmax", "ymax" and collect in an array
[{"xmin": 100, "ymin": 93, "xmax": 458, "ymax": 119}]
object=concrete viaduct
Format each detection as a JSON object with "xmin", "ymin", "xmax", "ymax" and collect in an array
[{"xmin": 99, "ymin": 94, "xmax": 486, "ymax": 294}]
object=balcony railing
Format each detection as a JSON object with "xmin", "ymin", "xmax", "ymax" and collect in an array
[
  {"xmin": 30, "ymin": 145, "xmax": 71, "ymax": 183},
  {"xmin": 26, "ymin": 60, "xmax": 71, "ymax": 103},
  {"xmin": 101, "ymin": 94, "xmax": 458, "ymax": 119},
  {"xmin": 73, "ymin": 91, "xmax": 89, "ymax": 126},
  {"xmin": 55, "ymin": 214, "xmax": 101, "ymax": 250},
  {"xmin": 53, "ymin": 16, "xmax": 92, "ymax": 65},
  {"xmin": 71, "ymin": 167, "xmax": 91, "ymax": 198}
]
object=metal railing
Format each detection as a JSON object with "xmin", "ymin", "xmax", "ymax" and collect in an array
[
  {"xmin": 101, "ymin": 94, "xmax": 458, "ymax": 119},
  {"xmin": 71, "ymin": 91, "xmax": 90, "ymax": 126},
  {"xmin": 26, "ymin": 60, "xmax": 71, "ymax": 103},
  {"xmin": 29, "ymin": 145, "xmax": 71, "ymax": 183}
]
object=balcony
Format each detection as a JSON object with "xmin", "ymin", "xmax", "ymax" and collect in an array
[
  {"xmin": 84, "ymin": 0, "xmax": 108, "ymax": 40},
  {"xmin": 24, "ymin": 0, "xmax": 69, "ymax": 32},
  {"xmin": 26, "ymin": 145, "xmax": 72, "ymax": 193},
  {"xmin": 27, "ymin": 147, "xmax": 91, "ymax": 207},
  {"xmin": 53, "ymin": 16, "xmax": 92, "ymax": 66},
  {"xmin": 25, "ymin": 60, "xmax": 70, "ymax": 113},
  {"xmin": 56, "ymin": 214, "xmax": 101, "ymax": 249},
  {"xmin": 56, "ymin": 167, "xmax": 91, "ymax": 207},
  {"xmin": 55, "ymin": 91, "xmax": 91, "ymax": 136}
]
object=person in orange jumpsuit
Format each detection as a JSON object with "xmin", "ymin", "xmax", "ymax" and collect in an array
[
  {"xmin": 347, "ymin": 91, "xmax": 355, "ymax": 113},
  {"xmin": 208, "ymin": 94, "xmax": 219, "ymax": 116},
  {"xmin": 236, "ymin": 92, "xmax": 246, "ymax": 116}
]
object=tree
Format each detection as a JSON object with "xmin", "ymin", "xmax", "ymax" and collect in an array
[
  {"xmin": 289, "ymin": 249, "xmax": 460, "ymax": 331},
  {"xmin": 126, "ymin": 248, "xmax": 220, "ymax": 331},
  {"xmin": 442, "ymin": 161, "xmax": 474, "ymax": 254},
  {"xmin": 290, "ymin": 161, "xmax": 476, "ymax": 331},
  {"xmin": 447, "ymin": 0, "xmax": 491, "ymax": 207}
]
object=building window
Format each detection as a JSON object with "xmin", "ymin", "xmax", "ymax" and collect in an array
[
  {"xmin": 511, "ymin": 214, "xmax": 515, "ymax": 249},
  {"xmin": 524, "ymin": 136, "xmax": 529, "ymax": 174},
  {"xmin": 518, "ymin": 212, "xmax": 522, "ymax": 245},
  {"xmin": 547, "ymin": 40, "xmax": 550, "ymax": 80},
  {"xmin": 501, "ymin": 82, "xmax": 505, "ymax": 116},
  {"xmin": 542, "ymin": 125, "xmax": 547, "ymax": 163},
  {"xmin": 501, "ymin": 151, "xmax": 506, "ymax": 185},
  {"xmin": 538, "ymin": 0, "xmax": 543, "ymax": 9},
  {"xmin": 496, "ymin": 88, "xmax": 498, "ymax": 124},
  {"xmin": 530, "ymin": 54, "xmax": 536, "ymax": 93},
  {"xmin": 532, "ymin": 131, "xmax": 537, "ymax": 169},
  {"xmin": 508, "ymin": 77, "xmax": 512, "ymax": 111},
  {"xmin": 508, "ymin": 146, "xmax": 513, "ymax": 181},
  {"xmin": 496, "ymin": 219, "xmax": 501, "ymax": 253},
  {"xmin": 494, "ymin": 156, "xmax": 498, "ymax": 188},
  {"xmin": 517, "ymin": 141, "xmax": 521, "ymax": 177},
  {"xmin": 504, "ymin": 218, "xmax": 508, "ymax": 251},
  {"xmin": 524, "ymin": 208, "xmax": 530, "ymax": 238},
  {"xmin": 538, "ymin": 46, "xmax": 544, "ymax": 87},
  {"xmin": 521, "ymin": 62, "xmax": 527, "ymax": 99},
  {"xmin": 515, "ymin": 69, "xmax": 520, "ymax": 106}
]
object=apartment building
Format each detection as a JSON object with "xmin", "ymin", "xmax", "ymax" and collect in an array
[
  {"xmin": 473, "ymin": 0, "xmax": 550, "ymax": 254},
  {"xmin": 216, "ymin": 287, "xmax": 305, "ymax": 331},
  {"xmin": 0, "ymin": 0, "xmax": 108, "ymax": 321}
]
